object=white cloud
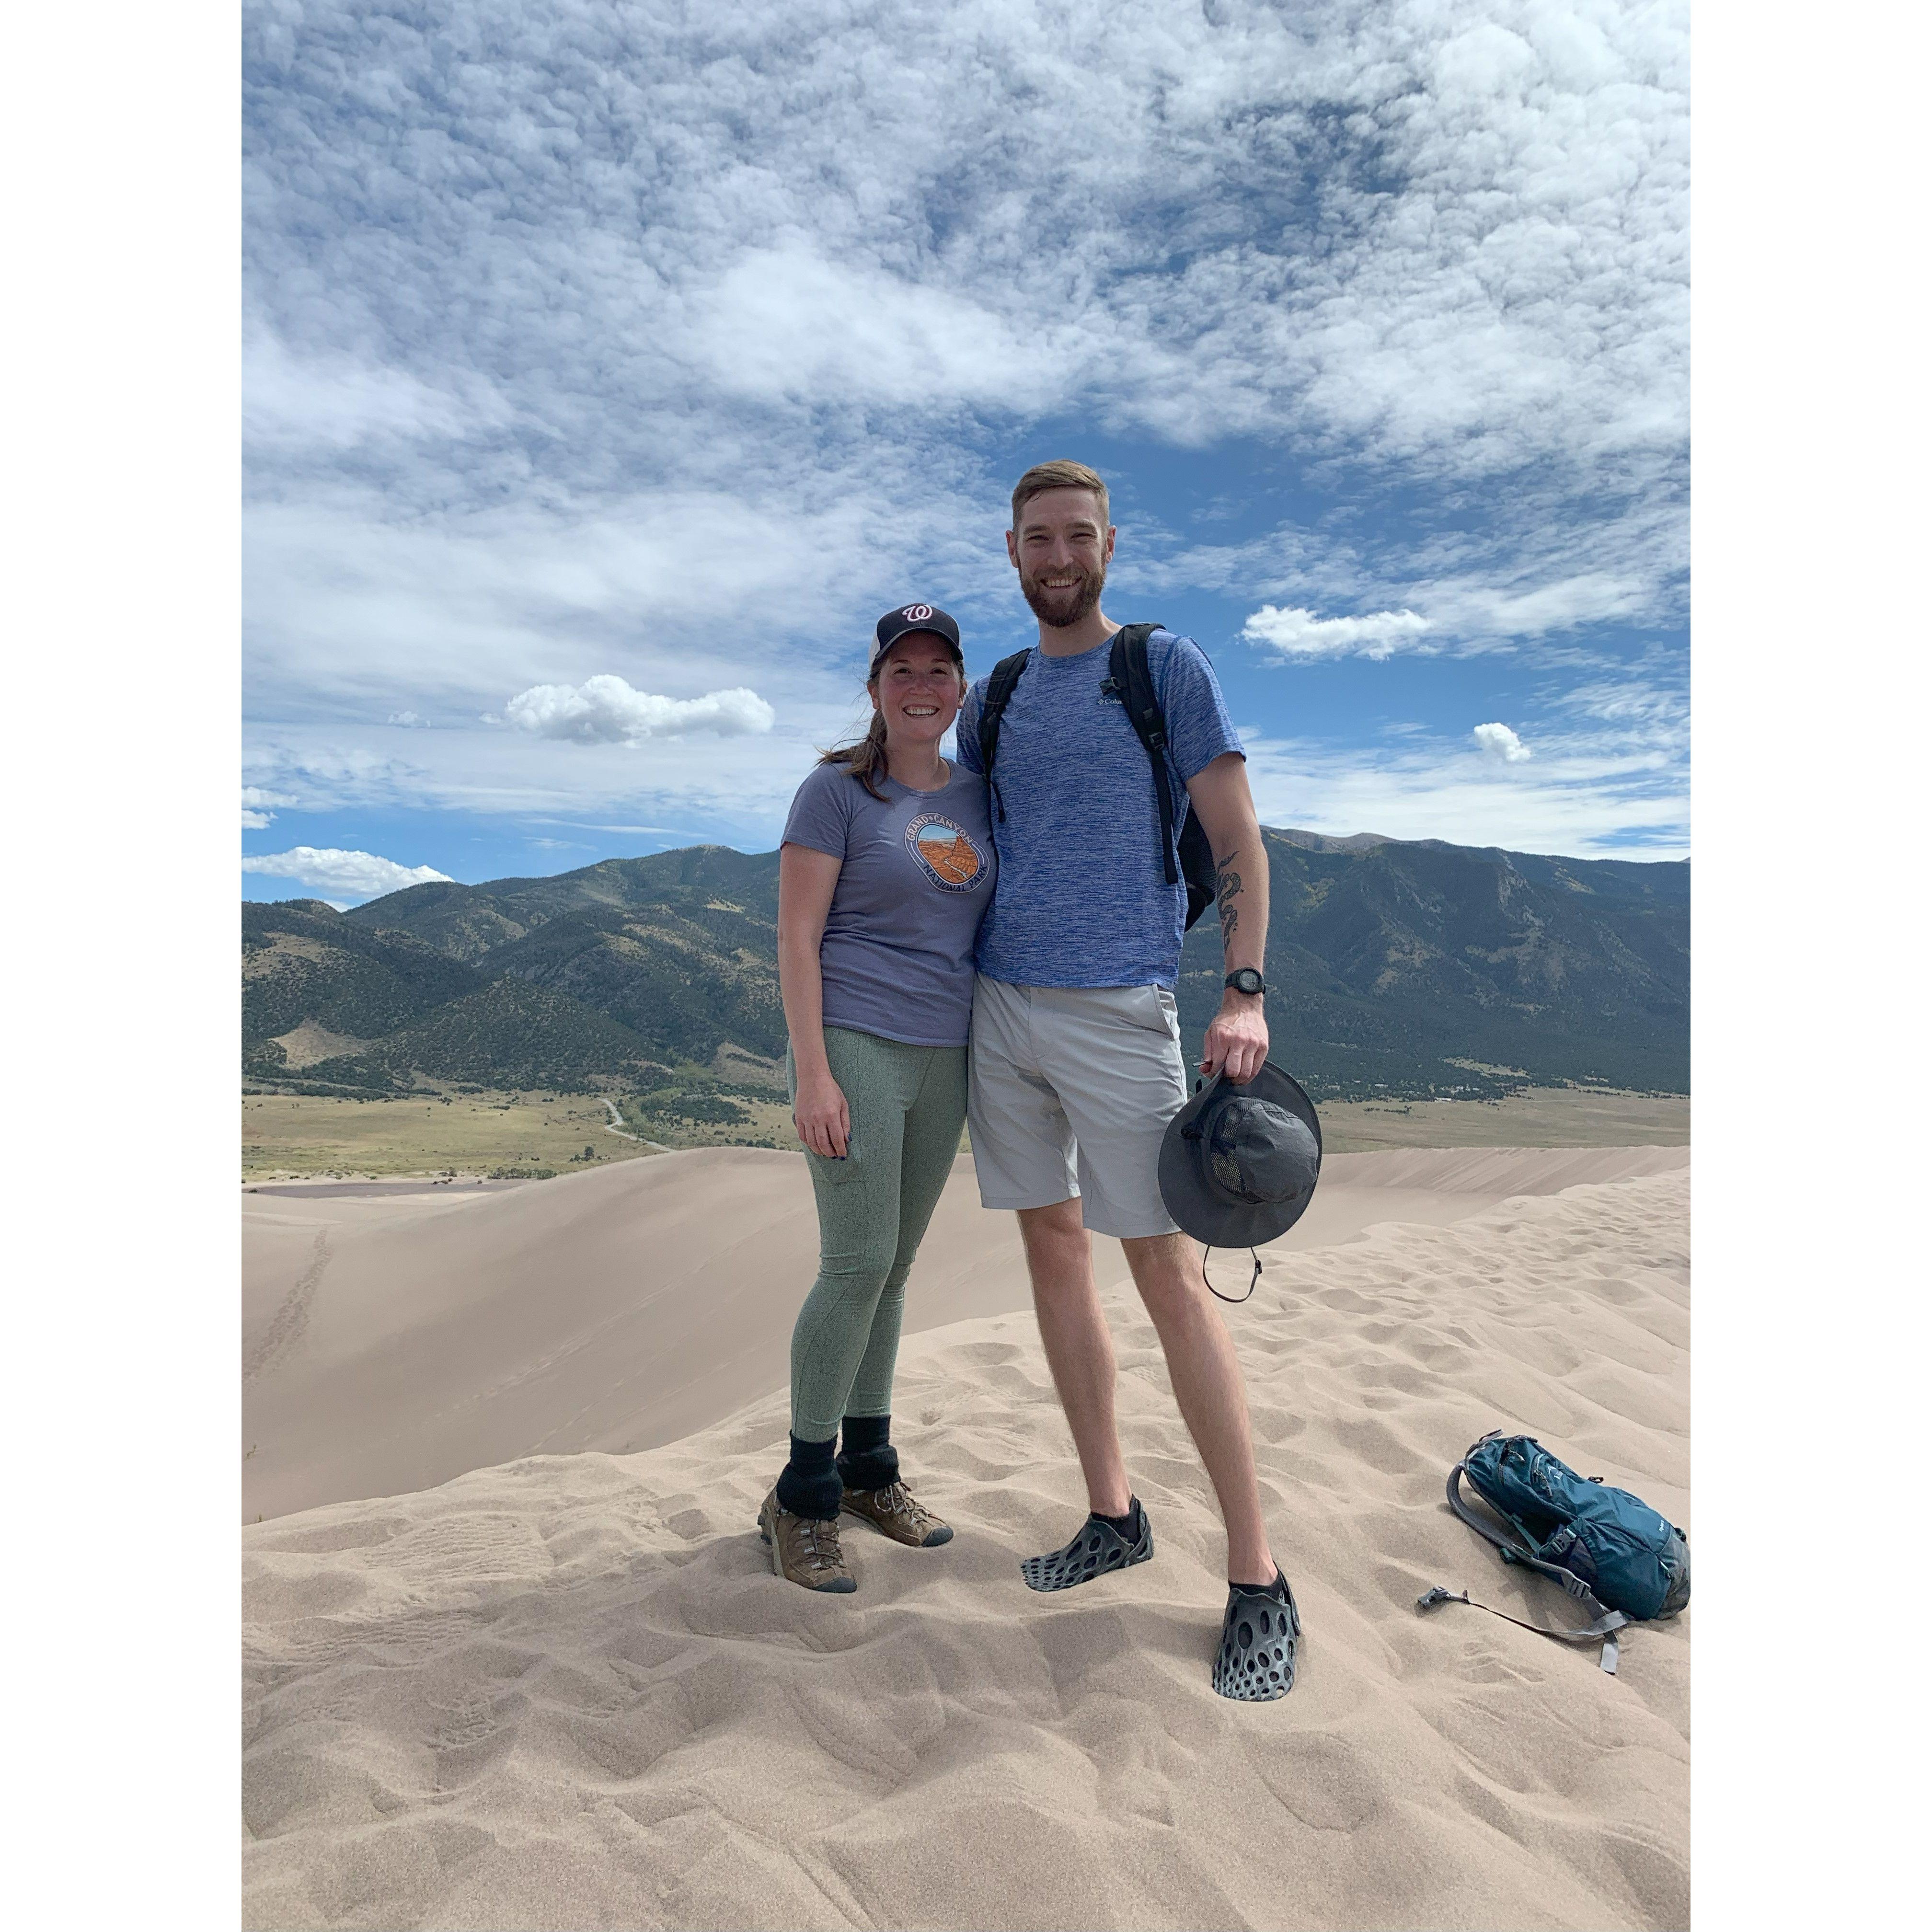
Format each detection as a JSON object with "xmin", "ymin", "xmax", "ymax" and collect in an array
[
  {"xmin": 1241, "ymin": 723, "xmax": 1685, "ymax": 861},
  {"xmin": 240, "ymin": 847, "xmax": 454, "ymax": 902},
  {"xmin": 1242, "ymin": 606, "xmax": 1432, "ymax": 662},
  {"xmin": 243, "ymin": 325, "xmax": 509, "ymax": 451},
  {"xmin": 243, "ymin": 1, "xmax": 1687, "ymax": 516},
  {"xmin": 387, "ymin": 711, "xmax": 426, "ymax": 727},
  {"xmin": 1473, "ymin": 722, "xmax": 1532, "ymax": 763},
  {"xmin": 240, "ymin": 782, "xmax": 293, "ymax": 830},
  {"xmin": 241, "ymin": 1, "xmax": 1688, "ymax": 855},
  {"xmin": 241, "ymin": 477, "xmax": 1002, "ymax": 718},
  {"xmin": 241, "ymin": 712, "xmax": 837, "ymax": 840},
  {"xmin": 680, "ymin": 242, "xmax": 1078, "ymax": 414},
  {"xmin": 504, "ymin": 676, "xmax": 776, "ymax": 745},
  {"xmin": 1417, "ymin": 573, "xmax": 1651, "ymax": 639}
]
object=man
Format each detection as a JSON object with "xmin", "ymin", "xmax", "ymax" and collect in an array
[{"xmin": 956, "ymin": 458, "xmax": 1301, "ymax": 1701}]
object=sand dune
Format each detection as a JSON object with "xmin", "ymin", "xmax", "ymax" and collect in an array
[
  {"xmin": 243, "ymin": 1167, "xmax": 1689, "ymax": 1931},
  {"xmin": 243, "ymin": 1143, "xmax": 1688, "ymax": 1522}
]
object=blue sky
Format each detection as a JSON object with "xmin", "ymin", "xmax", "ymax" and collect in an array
[{"xmin": 242, "ymin": 0, "xmax": 1688, "ymax": 906}]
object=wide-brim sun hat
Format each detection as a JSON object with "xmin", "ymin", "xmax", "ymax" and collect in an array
[
  {"xmin": 870, "ymin": 603, "xmax": 962, "ymax": 674},
  {"xmin": 1158, "ymin": 1061, "xmax": 1323, "ymax": 1252}
]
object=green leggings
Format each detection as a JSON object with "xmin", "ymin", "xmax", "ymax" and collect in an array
[{"xmin": 786, "ymin": 1026, "xmax": 968, "ymax": 1441}]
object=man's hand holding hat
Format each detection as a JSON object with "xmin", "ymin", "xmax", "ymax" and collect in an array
[{"xmin": 1201, "ymin": 984, "xmax": 1269, "ymax": 1085}]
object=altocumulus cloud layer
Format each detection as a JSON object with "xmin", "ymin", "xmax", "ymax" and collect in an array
[{"xmin": 243, "ymin": 0, "xmax": 1688, "ymax": 868}]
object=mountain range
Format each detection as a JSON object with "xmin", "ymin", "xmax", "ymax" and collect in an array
[{"xmin": 242, "ymin": 829, "xmax": 1688, "ymax": 1103}]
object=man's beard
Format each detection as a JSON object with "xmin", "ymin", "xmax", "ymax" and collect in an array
[{"xmin": 1019, "ymin": 561, "xmax": 1105, "ymax": 629}]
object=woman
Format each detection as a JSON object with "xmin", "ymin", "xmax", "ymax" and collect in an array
[{"xmin": 759, "ymin": 603, "xmax": 994, "ymax": 1591}]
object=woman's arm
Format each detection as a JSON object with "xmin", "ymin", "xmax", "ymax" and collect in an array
[{"xmin": 777, "ymin": 841, "xmax": 851, "ymax": 1157}]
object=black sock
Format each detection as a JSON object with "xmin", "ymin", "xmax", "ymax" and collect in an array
[
  {"xmin": 1229, "ymin": 1567, "xmax": 1287, "ymax": 1598},
  {"xmin": 837, "ymin": 1414, "xmax": 899, "ymax": 1492},
  {"xmin": 776, "ymin": 1433, "xmax": 840, "ymax": 1519},
  {"xmin": 1099, "ymin": 1497, "xmax": 1142, "ymax": 1540}
]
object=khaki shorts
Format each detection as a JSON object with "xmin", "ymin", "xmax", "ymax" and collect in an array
[{"xmin": 967, "ymin": 976, "xmax": 1188, "ymax": 1239}]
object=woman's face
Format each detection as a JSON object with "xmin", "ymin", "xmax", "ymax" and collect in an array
[{"xmin": 871, "ymin": 633, "xmax": 965, "ymax": 746}]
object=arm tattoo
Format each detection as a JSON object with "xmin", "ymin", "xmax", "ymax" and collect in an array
[{"xmin": 1215, "ymin": 850, "xmax": 1241, "ymax": 942}]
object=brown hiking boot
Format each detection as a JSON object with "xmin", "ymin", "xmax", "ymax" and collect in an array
[
  {"xmin": 758, "ymin": 1487, "xmax": 856, "ymax": 1592},
  {"xmin": 841, "ymin": 1478, "xmax": 954, "ymax": 1548}
]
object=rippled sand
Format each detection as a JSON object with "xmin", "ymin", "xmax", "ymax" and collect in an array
[{"xmin": 244, "ymin": 1167, "xmax": 1689, "ymax": 1930}]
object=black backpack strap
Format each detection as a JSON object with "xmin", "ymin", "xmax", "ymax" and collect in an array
[
  {"xmin": 1433, "ymin": 1463, "xmax": 1629, "ymax": 1672},
  {"xmin": 1103, "ymin": 623, "xmax": 1179, "ymax": 884},
  {"xmin": 977, "ymin": 648, "xmax": 1032, "ymax": 823}
]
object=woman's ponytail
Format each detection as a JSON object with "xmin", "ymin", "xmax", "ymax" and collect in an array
[
  {"xmin": 830, "ymin": 711, "xmax": 888, "ymax": 800},
  {"xmin": 821, "ymin": 707, "xmax": 893, "ymax": 801}
]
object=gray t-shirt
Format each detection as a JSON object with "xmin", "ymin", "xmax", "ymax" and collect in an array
[
  {"xmin": 781, "ymin": 759, "xmax": 996, "ymax": 1047},
  {"xmin": 956, "ymin": 628, "xmax": 1242, "ymax": 988}
]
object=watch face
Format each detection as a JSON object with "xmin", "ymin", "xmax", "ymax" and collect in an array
[{"xmin": 1229, "ymin": 969, "xmax": 1264, "ymax": 995}]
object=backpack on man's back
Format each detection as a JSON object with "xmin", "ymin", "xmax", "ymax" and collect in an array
[{"xmin": 976, "ymin": 623, "xmax": 1219, "ymax": 930}]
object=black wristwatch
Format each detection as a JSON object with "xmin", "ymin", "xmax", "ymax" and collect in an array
[{"xmin": 1224, "ymin": 968, "xmax": 1266, "ymax": 998}]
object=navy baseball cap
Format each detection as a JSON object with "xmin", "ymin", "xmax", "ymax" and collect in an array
[{"xmin": 870, "ymin": 603, "xmax": 962, "ymax": 675}]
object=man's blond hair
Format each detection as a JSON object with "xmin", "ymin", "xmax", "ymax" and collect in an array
[{"xmin": 1010, "ymin": 459, "xmax": 1110, "ymax": 533}]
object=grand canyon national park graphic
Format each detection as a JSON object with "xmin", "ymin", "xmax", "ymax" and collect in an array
[{"xmin": 905, "ymin": 812, "xmax": 988, "ymax": 891}]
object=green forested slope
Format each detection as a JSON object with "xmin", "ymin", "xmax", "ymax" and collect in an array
[
  {"xmin": 1175, "ymin": 831, "xmax": 1688, "ymax": 1094},
  {"xmin": 302, "ymin": 978, "xmax": 664, "ymax": 1092},
  {"xmin": 244, "ymin": 830, "xmax": 1688, "ymax": 1100}
]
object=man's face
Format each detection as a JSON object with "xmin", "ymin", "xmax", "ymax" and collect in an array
[{"xmin": 1006, "ymin": 488, "xmax": 1116, "ymax": 629}]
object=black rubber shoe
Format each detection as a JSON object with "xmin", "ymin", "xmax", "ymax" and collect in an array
[
  {"xmin": 1019, "ymin": 1500, "xmax": 1153, "ymax": 1592},
  {"xmin": 1213, "ymin": 1571, "xmax": 1301, "ymax": 1701}
]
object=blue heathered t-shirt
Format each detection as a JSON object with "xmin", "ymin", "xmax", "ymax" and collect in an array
[{"xmin": 955, "ymin": 627, "xmax": 1242, "ymax": 989}]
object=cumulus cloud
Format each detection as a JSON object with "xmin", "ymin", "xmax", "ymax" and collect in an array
[
  {"xmin": 240, "ymin": 847, "xmax": 453, "ymax": 901},
  {"xmin": 1473, "ymin": 722, "xmax": 1533, "ymax": 763},
  {"xmin": 1242, "ymin": 606, "xmax": 1432, "ymax": 662},
  {"xmin": 241, "ymin": 782, "xmax": 294, "ymax": 829},
  {"xmin": 504, "ymin": 676, "xmax": 776, "ymax": 745}
]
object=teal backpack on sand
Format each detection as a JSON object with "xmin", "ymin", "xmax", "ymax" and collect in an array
[{"xmin": 1418, "ymin": 1430, "xmax": 1691, "ymax": 1675}]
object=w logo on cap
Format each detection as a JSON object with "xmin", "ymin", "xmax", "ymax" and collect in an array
[{"xmin": 901, "ymin": 604, "xmax": 933, "ymax": 621}]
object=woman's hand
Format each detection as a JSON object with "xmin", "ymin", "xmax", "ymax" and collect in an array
[{"xmin": 793, "ymin": 1067, "xmax": 851, "ymax": 1159}]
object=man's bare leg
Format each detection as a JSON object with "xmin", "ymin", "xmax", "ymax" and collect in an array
[
  {"xmin": 1120, "ymin": 1230, "xmax": 1276, "ymax": 1586},
  {"xmin": 1015, "ymin": 1200, "xmax": 1132, "ymax": 1519}
]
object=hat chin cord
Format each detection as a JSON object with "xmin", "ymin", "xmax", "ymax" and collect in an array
[{"xmin": 1200, "ymin": 1245, "xmax": 1263, "ymax": 1306}]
